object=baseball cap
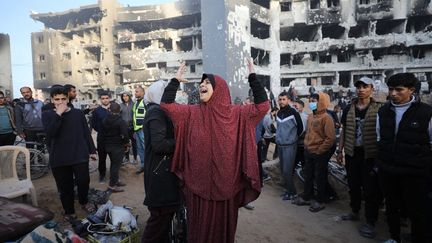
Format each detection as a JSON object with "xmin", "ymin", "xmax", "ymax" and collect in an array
[{"xmin": 354, "ymin": 77, "xmax": 374, "ymax": 87}]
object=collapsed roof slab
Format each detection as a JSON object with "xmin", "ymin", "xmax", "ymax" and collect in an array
[
  {"xmin": 117, "ymin": 0, "xmax": 200, "ymax": 23},
  {"xmin": 31, "ymin": 5, "xmax": 102, "ymax": 30},
  {"xmin": 118, "ymin": 14, "xmax": 201, "ymax": 33}
]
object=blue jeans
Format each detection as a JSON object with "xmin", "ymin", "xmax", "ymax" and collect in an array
[{"xmin": 135, "ymin": 129, "xmax": 145, "ymax": 168}]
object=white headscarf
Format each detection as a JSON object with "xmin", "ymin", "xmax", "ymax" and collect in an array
[{"xmin": 144, "ymin": 80, "xmax": 168, "ymax": 105}]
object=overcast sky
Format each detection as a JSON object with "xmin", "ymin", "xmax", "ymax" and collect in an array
[{"xmin": 0, "ymin": 0, "xmax": 173, "ymax": 98}]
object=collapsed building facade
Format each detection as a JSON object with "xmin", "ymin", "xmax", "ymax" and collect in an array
[
  {"xmin": 31, "ymin": 0, "xmax": 432, "ymax": 100},
  {"xmin": 0, "ymin": 34, "xmax": 13, "ymax": 98}
]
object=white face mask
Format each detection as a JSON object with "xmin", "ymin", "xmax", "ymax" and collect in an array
[{"xmin": 309, "ymin": 102, "xmax": 318, "ymax": 111}]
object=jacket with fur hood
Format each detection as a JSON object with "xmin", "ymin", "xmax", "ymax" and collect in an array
[{"xmin": 304, "ymin": 92, "xmax": 336, "ymax": 155}]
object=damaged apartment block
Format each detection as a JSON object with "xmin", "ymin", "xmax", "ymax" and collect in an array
[{"xmin": 30, "ymin": 0, "xmax": 432, "ymax": 100}]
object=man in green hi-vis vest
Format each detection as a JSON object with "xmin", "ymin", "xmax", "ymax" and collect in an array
[{"xmin": 133, "ymin": 86, "xmax": 146, "ymax": 174}]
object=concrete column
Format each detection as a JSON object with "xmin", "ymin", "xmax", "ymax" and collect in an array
[
  {"xmin": 269, "ymin": 1, "xmax": 281, "ymax": 96},
  {"xmin": 201, "ymin": 0, "xmax": 251, "ymax": 100}
]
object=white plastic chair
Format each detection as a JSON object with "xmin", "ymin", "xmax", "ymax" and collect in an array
[{"xmin": 0, "ymin": 146, "xmax": 38, "ymax": 206}]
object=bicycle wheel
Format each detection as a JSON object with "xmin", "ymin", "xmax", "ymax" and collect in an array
[
  {"xmin": 169, "ymin": 205, "xmax": 188, "ymax": 243},
  {"xmin": 328, "ymin": 161, "xmax": 348, "ymax": 187},
  {"xmin": 16, "ymin": 149, "xmax": 49, "ymax": 180},
  {"xmin": 295, "ymin": 165, "xmax": 306, "ymax": 183}
]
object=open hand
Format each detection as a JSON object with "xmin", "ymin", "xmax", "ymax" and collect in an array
[
  {"xmin": 176, "ymin": 62, "xmax": 188, "ymax": 83},
  {"xmin": 90, "ymin": 154, "xmax": 97, "ymax": 161},
  {"xmin": 247, "ymin": 57, "xmax": 255, "ymax": 74},
  {"xmin": 55, "ymin": 103, "xmax": 68, "ymax": 115}
]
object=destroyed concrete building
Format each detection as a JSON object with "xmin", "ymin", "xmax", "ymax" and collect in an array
[
  {"xmin": 0, "ymin": 34, "xmax": 13, "ymax": 98},
  {"xmin": 31, "ymin": 0, "xmax": 432, "ymax": 100}
]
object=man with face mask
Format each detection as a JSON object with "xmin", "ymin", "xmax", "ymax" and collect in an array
[
  {"xmin": 275, "ymin": 92, "xmax": 303, "ymax": 201},
  {"xmin": 293, "ymin": 92, "xmax": 335, "ymax": 212}
]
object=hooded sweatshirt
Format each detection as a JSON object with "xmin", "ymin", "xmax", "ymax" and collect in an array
[
  {"xmin": 102, "ymin": 114, "xmax": 129, "ymax": 145},
  {"xmin": 304, "ymin": 92, "xmax": 336, "ymax": 155}
]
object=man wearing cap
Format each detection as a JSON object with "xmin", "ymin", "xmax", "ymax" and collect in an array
[{"xmin": 337, "ymin": 76, "xmax": 382, "ymax": 238}]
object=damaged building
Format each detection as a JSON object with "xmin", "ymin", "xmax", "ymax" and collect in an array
[
  {"xmin": 0, "ymin": 33, "xmax": 13, "ymax": 98},
  {"xmin": 31, "ymin": 0, "xmax": 432, "ymax": 100}
]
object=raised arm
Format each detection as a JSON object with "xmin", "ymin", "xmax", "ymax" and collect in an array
[{"xmin": 160, "ymin": 63, "xmax": 191, "ymax": 123}]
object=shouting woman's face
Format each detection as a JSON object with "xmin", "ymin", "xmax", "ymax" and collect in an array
[{"xmin": 199, "ymin": 78, "xmax": 214, "ymax": 103}]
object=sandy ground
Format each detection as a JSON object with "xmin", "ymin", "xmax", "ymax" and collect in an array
[{"xmin": 28, "ymin": 150, "xmax": 401, "ymax": 243}]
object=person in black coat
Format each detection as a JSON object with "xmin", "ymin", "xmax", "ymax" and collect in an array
[
  {"xmin": 141, "ymin": 80, "xmax": 181, "ymax": 243},
  {"xmin": 103, "ymin": 102, "xmax": 129, "ymax": 192},
  {"xmin": 42, "ymin": 85, "xmax": 97, "ymax": 221}
]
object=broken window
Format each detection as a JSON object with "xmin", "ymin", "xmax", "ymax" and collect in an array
[
  {"xmin": 280, "ymin": 54, "xmax": 291, "ymax": 66},
  {"xmin": 359, "ymin": 0, "xmax": 370, "ymax": 4},
  {"xmin": 306, "ymin": 78, "xmax": 312, "ymax": 85},
  {"xmin": 251, "ymin": 0, "xmax": 270, "ymax": 9},
  {"xmin": 119, "ymin": 42, "xmax": 132, "ymax": 51},
  {"xmin": 40, "ymin": 72, "xmax": 46, "ymax": 80},
  {"xmin": 321, "ymin": 76, "xmax": 333, "ymax": 85},
  {"xmin": 339, "ymin": 71, "xmax": 351, "ymax": 87},
  {"xmin": 322, "ymin": 24, "xmax": 345, "ymax": 39},
  {"xmin": 251, "ymin": 47, "xmax": 270, "ymax": 66},
  {"xmin": 280, "ymin": 2, "xmax": 292, "ymax": 11},
  {"xmin": 348, "ymin": 22, "xmax": 369, "ymax": 38},
  {"xmin": 63, "ymin": 71, "xmax": 72, "ymax": 78},
  {"xmin": 158, "ymin": 39, "xmax": 173, "ymax": 51},
  {"xmin": 281, "ymin": 78, "xmax": 295, "ymax": 87},
  {"xmin": 376, "ymin": 19, "xmax": 405, "ymax": 35},
  {"xmin": 135, "ymin": 40, "xmax": 151, "ymax": 49},
  {"xmin": 251, "ymin": 19, "xmax": 270, "ymax": 39},
  {"xmin": 280, "ymin": 24, "xmax": 320, "ymax": 41},
  {"xmin": 372, "ymin": 49, "xmax": 384, "ymax": 60},
  {"xmin": 292, "ymin": 54, "xmax": 304, "ymax": 65},
  {"xmin": 39, "ymin": 55, "xmax": 45, "ymax": 62},
  {"xmin": 38, "ymin": 36, "xmax": 44, "ymax": 43},
  {"xmin": 158, "ymin": 62, "xmax": 167, "ymax": 70},
  {"xmin": 337, "ymin": 53, "xmax": 350, "ymax": 62},
  {"xmin": 176, "ymin": 37, "xmax": 193, "ymax": 52},
  {"xmin": 412, "ymin": 47, "xmax": 426, "ymax": 59},
  {"xmin": 319, "ymin": 53, "xmax": 332, "ymax": 63},
  {"xmin": 310, "ymin": 0, "xmax": 320, "ymax": 9},
  {"xmin": 406, "ymin": 16, "xmax": 432, "ymax": 33},
  {"xmin": 63, "ymin": 53, "xmax": 71, "ymax": 60},
  {"xmin": 190, "ymin": 64, "xmax": 196, "ymax": 73},
  {"xmin": 327, "ymin": 0, "xmax": 339, "ymax": 7}
]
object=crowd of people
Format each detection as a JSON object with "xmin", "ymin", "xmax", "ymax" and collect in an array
[{"xmin": 0, "ymin": 62, "xmax": 431, "ymax": 243}]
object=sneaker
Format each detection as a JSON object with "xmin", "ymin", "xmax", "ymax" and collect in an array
[
  {"xmin": 309, "ymin": 201, "xmax": 325, "ymax": 213},
  {"xmin": 99, "ymin": 176, "xmax": 106, "ymax": 184},
  {"xmin": 341, "ymin": 212, "xmax": 359, "ymax": 221},
  {"xmin": 243, "ymin": 204, "xmax": 255, "ymax": 210},
  {"xmin": 282, "ymin": 193, "xmax": 297, "ymax": 201},
  {"xmin": 381, "ymin": 239, "xmax": 398, "ymax": 243},
  {"xmin": 292, "ymin": 197, "xmax": 310, "ymax": 206},
  {"xmin": 136, "ymin": 167, "xmax": 144, "ymax": 174},
  {"xmin": 262, "ymin": 175, "xmax": 271, "ymax": 182},
  {"xmin": 359, "ymin": 223, "xmax": 376, "ymax": 239},
  {"xmin": 116, "ymin": 181, "xmax": 126, "ymax": 187}
]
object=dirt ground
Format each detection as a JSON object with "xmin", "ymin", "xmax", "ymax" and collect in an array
[{"xmin": 30, "ymin": 150, "xmax": 396, "ymax": 243}]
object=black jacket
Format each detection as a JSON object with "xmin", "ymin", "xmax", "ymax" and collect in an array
[
  {"xmin": 377, "ymin": 100, "xmax": 432, "ymax": 176},
  {"xmin": 102, "ymin": 114, "xmax": 129, "ymax": 146},
  {"xmin": 143, "ymin": 103, "xmax": 181, "ymax": 207}
]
